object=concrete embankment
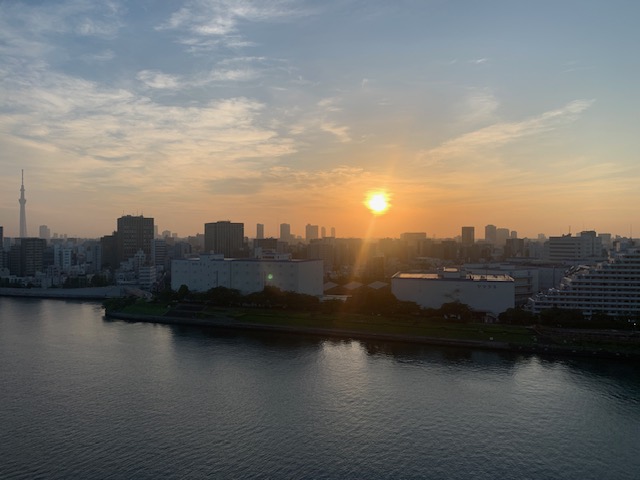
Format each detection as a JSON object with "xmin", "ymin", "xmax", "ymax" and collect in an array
[{"xmin": 0, "ymin": 286, "xmax": 125, "ymax": 300}]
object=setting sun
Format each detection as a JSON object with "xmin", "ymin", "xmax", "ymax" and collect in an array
[{"xmin": 365, "ymin": 192, "xmax": 390, "ymax": 215}]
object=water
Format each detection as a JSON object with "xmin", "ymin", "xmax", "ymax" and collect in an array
[{"xmin": 1, "ymin": 297, "xmax": 639, "ymax": 479}]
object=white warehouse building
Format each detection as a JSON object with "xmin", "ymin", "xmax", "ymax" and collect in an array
[
  {"xmin": 171, "ymin": 254, "xmax": 323, "ymax": 296},
  {"xmin": 391, "ymin": 268, "xmax": 515, "ymax": 316}
]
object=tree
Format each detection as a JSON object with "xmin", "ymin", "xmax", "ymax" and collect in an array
[
  {"xmin": 206, "ymin": 286, "xmax": 242, "ymax": 307},
  {"xmin": 499, "ymin": 307, "xmax": 535, "ymax": 325},
  {"xmin": 539, "ymin": 307, "xmax": 584, "ymax": 326},
  {"xmin": 176, "ymin": 284, "xmax": 190, "ymax": 301},
  {"xmin": 438, "ymin": 302, "xmax": 473, "ymax": 323}
]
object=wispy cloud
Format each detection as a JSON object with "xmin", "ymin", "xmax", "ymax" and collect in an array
[
  {"xmin": 157, "ymin": 0, "xmax": 308, "ymax": 51},
  {"xmin": 207, "ymin": 165, "xmax": 367, "ymax": 196},
  {"xmin": 320, "ymin": 122, "xmax": 351, "ymax": 143},
  {"xmin": 420, "ymin": 99, "xmax": 594, "ymax": 164},
  {"xmin": 0, "ymin": 67, "xmax": 296, "ymax": 188},
  {"xmin": 287, "ymin": 96, "xmax": 352, "ymax": 143},
  {"xmin": 457, "ymin": 88, "xmax": 499, "ymax": 125},
  {"xmin": 0, "ymin": 1, "xmax": 124, "ymax": 46}
]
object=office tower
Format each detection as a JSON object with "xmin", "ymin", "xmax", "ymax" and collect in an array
[
  {"xmin": 39, "ymin": 225, "xmax": 51, "ymax": 241},
  {"xmin": 321, "ymin": 226, "xmax": 326, "ymax": 238},
  {"xmin": 546, "ymin": 231, "xmax": 603, "ymax": 262},
  {"xmin": 280, "ymin": 223, "xmax": 289, "ymax": 241},
  {"xmin": 496, "ymin": 228, "xmax": 510, "ymax": 247},
  {"xmin": 510, "ymin": 230, "xmax": 518, "ymax": 239},
  {"xmin": 116, "ymin": 215, "xmax": 154, "ymax": 265},
  {"xmin": 505, "ymin": 238, "xmax": 525, "ymax": 258},
  {"xmin": 256, "ymin": 223, "xmax": 264, "ymax": 240},
  {"xmin": 485, "ymin": 224, "xmax": 497, "ymax": 244},
  {"xmin": 204, "ymin": 221, "xmax": 244, "ymax": 257},
  {"xmin": 461, "ymin": 226, "xmax": 475, "ymax": 246},
  {"xmin": 152, "ymin": 239, "xmax": 168, "ymax": 269},
  {"xmin": 19, "ymin": 170, "xmax": 27, "ymax": 238},
  {"xmin": 305, "ymin": 224, "xmax": 319, "ymax": 241},
  {"xmin": 280, "ymin": 223, "xmax": 291, "ymax": 242},
  {"xmin": 9, "ymin": 237, "xmax": 46, "ymax": 276},
  {"xmin": 331, "ymin": 227, "xmax": 336, "ymax": 238},
  {"xmin": 83, "ymin": 241, "xmax": 102, "ymax": 274}
]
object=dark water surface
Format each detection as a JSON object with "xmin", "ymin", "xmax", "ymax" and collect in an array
[{"xmin": 1, "ymin": 297, "xmax": 639, "ymax": 479}]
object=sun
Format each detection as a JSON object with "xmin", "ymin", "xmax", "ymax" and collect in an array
[{"xmin": 365, "ymin": 192, "xmax": 390, "ymax": 215}]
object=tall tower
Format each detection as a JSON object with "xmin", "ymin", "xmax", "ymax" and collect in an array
[
  {"xmin": 19, "ymin": 170, "xmax": 27, "ymax": 238},
  {"xmin": 461, "ymin": 226, "xmax": 475, "ymax": 246}
]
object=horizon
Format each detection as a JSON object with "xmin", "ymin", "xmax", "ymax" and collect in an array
[{"xmin": 1, "ymin": 1, "xmax": 639, "ymax": 239}]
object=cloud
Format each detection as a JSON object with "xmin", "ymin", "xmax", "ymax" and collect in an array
[
  {"xmin": 157, "ymin": 0, "xmax": 307, "ymax": 51},
  {"xmin": 80, "ymin": 49, "xmax": 116, "ymax": 62},
  {"xmin": 458, "ymin": 89, "xmax": 499, "ymax": 124},
  {"xmin": 136, "ymin": 66, "xmax": 259, "ymax": 90},
  {"xmin": 136, "ymin": 70, "xmax": 181, "ymax": 89},
  {"xmin": 286, "ymin": 96, "xmax": 352, "ymax": 143},
  {"xmin": 0, "ymin": 66, "xmax": 296, "ymax": 185},
  {"xmin": 207, "ymin": 165, "xmax": 367, "ymax": 196},
  {"xmin": 321, "ymin": 122, "xmax": 351, "ymax": 143},
  {"xmin": 0, "ymin": 1, "xmax": 124, "ymax": 45},
  {"xmin": 420, "ymin": 99, "xmax": 594, "ymax": 164}
]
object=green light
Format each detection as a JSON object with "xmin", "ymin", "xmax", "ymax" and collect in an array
[{"xmin": 267, "ymin": 273, "xmax": 274, "ymax": 280}]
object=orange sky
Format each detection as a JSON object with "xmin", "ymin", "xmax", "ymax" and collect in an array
[{"xmin": 1, "ymin": 2, "xmax": 639, "ymax": 240}]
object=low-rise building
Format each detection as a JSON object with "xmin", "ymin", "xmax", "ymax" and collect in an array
[
  {"xmin": 464, "ymin": 263, "xmax": 539, "ymax": 306},
  {"xmin": 391, "ymin": 268, "xmax": 514, "ymax": 316},
  {"xmin": 171, "ymin": 254, "xmax": 323, "ymax": 296}
]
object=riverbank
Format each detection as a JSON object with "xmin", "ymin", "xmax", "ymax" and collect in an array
[
  {"xmin": 0, "ymin": 286, "xmax": 125, "ymax": 300},
  {"xmin": 105, "ymin": 309, "xmax": 640, "ymax": 361}
]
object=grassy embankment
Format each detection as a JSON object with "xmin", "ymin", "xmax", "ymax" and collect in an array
[
  {"xmin": 112, "ymin": 301, "xmax": 640, "ymax": 356},
  {"xmin": 116, "ymin": 301, "xmax": 537, "ymax": 346}
]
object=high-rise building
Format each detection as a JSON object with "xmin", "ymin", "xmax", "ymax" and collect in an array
[
  {"xmin": 461, "ymin": 226, "xmax": 475, "ymax": 246},
  {"xmin": 19, "ymin": 170, "xmax": 27, "ymax": 238},
  {"xmin": 116, "ymin": 215, "xmax": 154, "ymax": 265},
  {"xmin": 321, "ymin": 226, "xmax": 326, "ymax": 238},
  {"xmin": 305, "ymin": 224, "xmax": 319, "ymax": 241},
  {"xmin": 280, "ymin": 223, "xmax": 291, "ymax": 243},
  {"xmin": 256, "ymin": 223, "xmax": 264, "ymax": 239},
  {"xmin": 8, "ymin": 237, "xmax": 46, "ymax": 277},
  {"xmin": 485, "ymin": 224, "xmax": 497, "ymax": 244},
  {"xmin": 330, "ymin": 227, "xmax": 336, "ymax": 238},
  {"xmin": 496, "ymin": 228, "xmax": 510, "ymax": 247},
  {"xmin": 152, "ymin": 239, "xmax": 169, "ymax": 270},
  {"xmin": 529, "ymin": 248, "xmax": 640, "ymax": 318},
  {"xmin": 0, "ymin": 225, "xmax": 4, "ymax": 269},
  {"xmin": 204, "ymin": 221, "xmax": 244, "ymax": 257},
  {"xmin": 39, "ymin": 225, "xmax": 51, "ymax": 242},
  {"xmin": 545, "ymin": 231, "xmax": 603, "ymax": 263}
]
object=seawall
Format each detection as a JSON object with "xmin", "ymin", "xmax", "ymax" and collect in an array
[
  {"xmin": 104, "ymin": 311, "xmax": 640, "ymax": 361},
  {"xmin": 0, "ymin": 286, "xmax": 125, "ymax": 300}
]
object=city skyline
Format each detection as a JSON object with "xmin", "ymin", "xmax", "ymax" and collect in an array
[
  {"xmin": 1, "ymin": 1, "xmax": 639, "ymax": 239},
  {"xmin": 2, "ymin": 172, "xmax": 637, "ymax": 241}
]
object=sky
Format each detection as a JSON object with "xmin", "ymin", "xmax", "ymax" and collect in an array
[{"xmin": 1, "ymin": 0, "xmax": 639, "ymax": 240}]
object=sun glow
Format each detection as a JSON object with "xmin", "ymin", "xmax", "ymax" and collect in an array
[{"xmin": 365, "ymin": 192, "xmax": 390, "ymax": 215}]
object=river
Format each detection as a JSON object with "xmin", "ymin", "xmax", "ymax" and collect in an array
[{"xmin": 1, "ymin": 297, "xmax": 638, "ymax": 479}]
